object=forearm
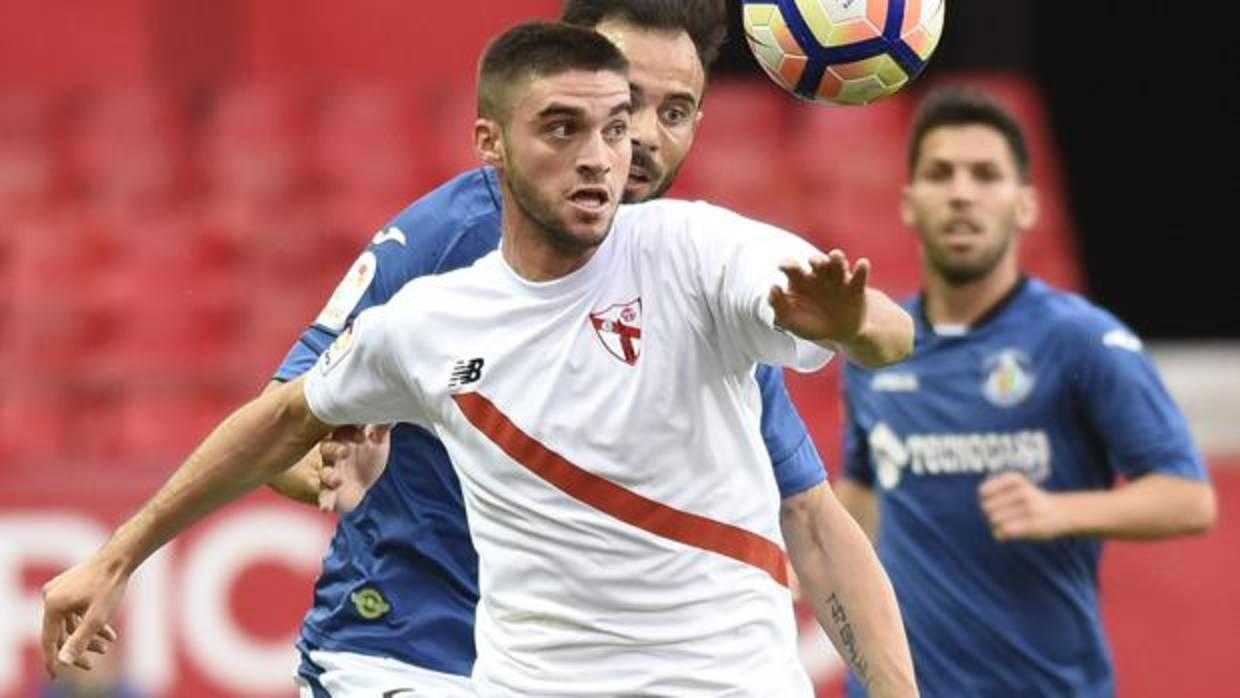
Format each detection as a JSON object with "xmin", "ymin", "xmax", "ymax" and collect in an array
[
  {"xmin": 261, "ymin": 379, "xmax": 322, "ymax": 506},
  {"xmin": 104, "ymin": 380, "xmax": 328, "ymax": 571},
  {"xmin": 835, "ymin": 289, "xmax": 914, "ymax": 368},
  {"xmin": 835, "ymin": 478, "xmax": 879, "ymax": 542},
  {"xmin": 1053, "ymin": 474, "xmax": 1216, "ymax": 539},
  {"xmin": 783, "ymin": 484, "xmax": 916, "ymax": 697}
]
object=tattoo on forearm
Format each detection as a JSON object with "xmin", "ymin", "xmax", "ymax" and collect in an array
[{"xmin": 827, "ymin": 592, "xmax": 872, "ymax": 687}]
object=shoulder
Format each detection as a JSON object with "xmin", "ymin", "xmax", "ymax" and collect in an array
[
  {"xmin": 386, "ymin": 249, "xmax": 501, "ymax": 309},
  {"xmin": 1025, "ymin": 279, "xmax": 1145, "ymax": 357},
  {"xmin": 616, "ymin": 198, "xmax": 786, "ymax": 252},
  {"xmin": 380, "ymin": 167, "xmax": 501, "ymax": 265}
]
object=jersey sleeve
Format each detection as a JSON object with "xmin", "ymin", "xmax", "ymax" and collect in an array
[
  {"xmin": 754, "ymin": 364, "xmax": 828, "ymax": 497},
  {"xmin": 841, "ymin": 364, "xmax": 876, "ymax": 487},
  {"xmin": 1072, "ymin": 318, "xmax": 1208, "ymax": 481},
  {"xmin": 676, "ymin": 202, "xmax": 834, "ymax": 373},
  {"xmin": 274, "ymin": 229, "xmax": 419, "ymax": 382},
  {"xmin": 303, "ymin": 302, "xmax": 426, "ymax": 427}
]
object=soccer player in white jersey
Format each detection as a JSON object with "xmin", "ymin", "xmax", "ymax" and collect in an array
[{"xmin": 42, "ymin": 22, "xmax": 918, "ymax": 697}]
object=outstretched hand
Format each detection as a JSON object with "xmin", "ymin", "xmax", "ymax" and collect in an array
[
  {"xmin": 318, "ymin": 424, "xmax": 393, "ymax": 513},
  {"xmin": 769, "ymin": 250, "xmax": 870, "ymax": 345}
]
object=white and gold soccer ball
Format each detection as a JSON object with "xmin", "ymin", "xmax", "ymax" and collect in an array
[{"xmin": 741, "ymin": 0, "xmax": 946, "ymax": 105}]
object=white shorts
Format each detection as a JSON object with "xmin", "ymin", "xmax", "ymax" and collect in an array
[{"xmin": 296, "ymin": 649, "xmax": 475, "ymax": 698}]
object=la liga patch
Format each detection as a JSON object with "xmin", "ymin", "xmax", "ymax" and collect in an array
[{"xmin": 315, "ymin": 251, "xmax": 377, "ymax": 331}]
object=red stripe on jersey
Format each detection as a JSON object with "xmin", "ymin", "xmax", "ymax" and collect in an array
[{"xmin": 452, "ymin": 391, "xmax": 789, "ymax": 587}]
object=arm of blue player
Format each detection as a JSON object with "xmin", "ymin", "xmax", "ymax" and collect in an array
[
  {"xmin": 41, "ymin": 378, "xmax": 332, "ymax": 677},
  {"xmin": 978, "ymin": 472, "xmax": 1216, "ymax": 541},
  {"xmin": 980, "ymin": 321, "xmax": 1217, "ymax": 541},
  {"xmin": 833, "ymin": 368, "xmax": 882, "ymax": 540},
  {"xmin": 782, "ymin": 482, "xmax": 918, "ymax": 698},
  {"xmin": 770, "ymin": 251, "xmax": 914, "ymax": 368},
  {"xmin": 266, "ymin": 374, "xmax": 394, "ymax": 513},
  {"xmin": 267, "ymin": 376, "xmax": 393, "ymax": 513}
]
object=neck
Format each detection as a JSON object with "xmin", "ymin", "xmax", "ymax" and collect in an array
[
  {"xmin": 923, "ymin": 260, "xmax": 1022, "ymax": 327},
  {"xmin": 500, "ymin": 186, "xmax": 599, "ymax": 283}
]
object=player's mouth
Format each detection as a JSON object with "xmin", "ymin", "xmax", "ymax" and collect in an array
[
  {"xmin": 942, "ymin": 218, "xmax": 983, "ymax": 237},
  {"xmin": 568, "ymin": 186, "xmax": 612, "ymax": 214},
  {"xmin": 627, "ymin": 165, "xmax": 653, "ymax": 187}
]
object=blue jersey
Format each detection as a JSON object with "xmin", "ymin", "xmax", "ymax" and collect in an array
[
  {"xmin": 275, "ymin": 167, "xmax": 829, "ymax": 676},
  {"xmin": 843, "ymin": 278, "xmax": 1207, "ymax": 698}
]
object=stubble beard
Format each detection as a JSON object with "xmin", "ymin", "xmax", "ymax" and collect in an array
[
  {"xmin": 926, "ymin": 221, "xmax": 1016, "ymax": 287},
  {"xmin": 507, "ymin": 160, "xmax": 610, "ymax": 256}
]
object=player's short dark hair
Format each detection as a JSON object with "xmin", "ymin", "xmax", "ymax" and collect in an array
[
  {"xmin": 908, "ymin": 86, "xmax": 1032, "ymax": 182},
  {"xmin": 478, "ymin": 21, "xmax": 629, "ymax": 122},
  {"xmin": 561, "ymin": 0, "xmax": 728, "ymax": 74}
]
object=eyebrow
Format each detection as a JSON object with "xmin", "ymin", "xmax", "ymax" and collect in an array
[
  {"xmin": 664, "ymin": 91, "xmax": 698, "ymax": 108},
  {"xmin": 535, "ymin": 100, "xmax": 632, "ymax": 120},
  {"xmin": 536, "ymin": 103, "xmax": 585, "ymax": 120},
  {"xmin": 630, "ymin": 83, "xmax": 698, "ymax": 109}
]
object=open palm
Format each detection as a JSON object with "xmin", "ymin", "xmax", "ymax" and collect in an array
[{"xmin": 769, "ymin": 250, "xmax": 870, "ymax": 344}]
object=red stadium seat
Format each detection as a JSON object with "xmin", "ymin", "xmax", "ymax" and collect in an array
[
  {"xmin": 66, "ymin": 87, "xmax": 192, "ymax": 213},
  {"xmin": 199, "ymin": 84, "xmax": 314, "ymax": 205},
  {"xmin": 0, "ymin": 92, "xmax": 68, "ymax": 217},
  {"xmin": 313, "ymin": 85, "xmax": 434, "ymax": 204}
]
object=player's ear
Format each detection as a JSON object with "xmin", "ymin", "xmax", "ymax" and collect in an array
[
  {"xmin": 474, "ymin": 118, "xmax": 505, "ymax": 168},
  {"xmin": 1016, "ymin": 183, "xmax": 1038, "ymax": 231}
]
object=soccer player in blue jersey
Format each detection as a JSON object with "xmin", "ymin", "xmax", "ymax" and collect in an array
[
  {"xmin": 835, "ymin": 86, "xmax": 1218, "ymax": 698},
  {"xmin": 254, "ymin": 2, "xmax": 901, "ymax": 696}
]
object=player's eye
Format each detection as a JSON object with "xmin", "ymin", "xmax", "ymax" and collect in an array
[
  {"xmin": 547, "ymin": 121, "xmax": 576, "ymax": 139},
  {"xmin": 973, "ymin": 164, "xmax": 1002, "ymax": 182},
  {"xmin": 604, "ymin": 120, "xmax": 629, "ymax": 141},
  {"xmin": 660, "ymin": 105, "xmax": 691, "ymax": 127}
]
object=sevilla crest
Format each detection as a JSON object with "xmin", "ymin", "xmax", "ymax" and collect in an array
[{"xmin": 589, "ymin": 299, "xmax": 642, "ymax": 366}]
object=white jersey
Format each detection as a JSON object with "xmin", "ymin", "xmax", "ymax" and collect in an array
[{"xmin": 305, "ymin": 200, "xmax": 830, "ymax": 696}]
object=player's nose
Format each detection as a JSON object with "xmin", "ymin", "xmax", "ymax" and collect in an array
[
  {"xmin": 630, "ymin": 105, "xmax": 660, "ymax": 154},
  {"xmin": 576, "ymin": 131, "xmax": 614, "ymax": 179}
]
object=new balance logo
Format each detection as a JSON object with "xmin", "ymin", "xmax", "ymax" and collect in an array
[{"xmin": 449, "ymin": 358, "xmax": 485, "ymax": 388}]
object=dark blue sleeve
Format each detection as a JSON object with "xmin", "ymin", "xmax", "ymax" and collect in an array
[
  {"xmin": 841, "ymin": 364, "xmax": 875, "ymax": 487},
  {"xmin": 272, "ymin": 229, "xmax": 421, "ymax": 382},
  {"xmin": 1073, "ymin": 319, "xmax": 1208, "ymax": 481},
  {"xmin": 755, "ymin": 364, "xmax": 828, "ymax": 498}
]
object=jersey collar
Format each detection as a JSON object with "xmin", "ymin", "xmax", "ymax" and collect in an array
[{"xmin": 916, "ymin": 276, "xmax": 1031, "ymax": 339}]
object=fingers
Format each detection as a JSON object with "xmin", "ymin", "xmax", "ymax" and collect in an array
[
  {"xmin": 41, "ymin": 586, "xmax": 64, "ymax": 677},
  {"xmin": 69, "ymin": 614, "xmax": 117, "ymax": 655},
  {"xmin": 783, "ymin": 250, "xmax": 860, "ymax": 296},
  {"xmin": 328, "ymin": 425, "xmax": 366, "ymax": 444},
  {"xmin": 808, "ymin": 250, "xmax": 848, "ymax": 288},
  {"xmin": 320, "ymin": 440, "xmax": 352, "ymax": 466},
  {"xmin": 367, "ymin": 423, "xmax": 394, "ymax": 443},
  {"xmin": 768, "ymin": 284, "xmax": 793, "ymax": 326},
  {"xmin": 990, "ymin": 515, "xmax": 1031, "ymax": 541},
  {"xmin": 318, "ymin": 488, "xmax": 338, "ymax": 514},
  {"xmin": 847, "ymin": 258, "xmax": 871, "ymax": 293},
  {"xmin": 59, "ymin": 597, "xmax": 116, "ymax": 670},
  {"xmin": 978, "ymin": 472, "xmax": 1026, "ymax": 499}
]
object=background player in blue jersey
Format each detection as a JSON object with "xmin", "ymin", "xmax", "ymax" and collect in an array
[
  {"xmin": 256, "ymin": 2, "xmax": 909, "ymax": 696},
  {"xmin": 835, "ymin": 86, "xmax": 1218, "ymax": 698}
]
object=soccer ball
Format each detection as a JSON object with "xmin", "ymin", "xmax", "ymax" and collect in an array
[{"xmin": 741, "ymin": 0, "xmax": 946, "ymax": 106}]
